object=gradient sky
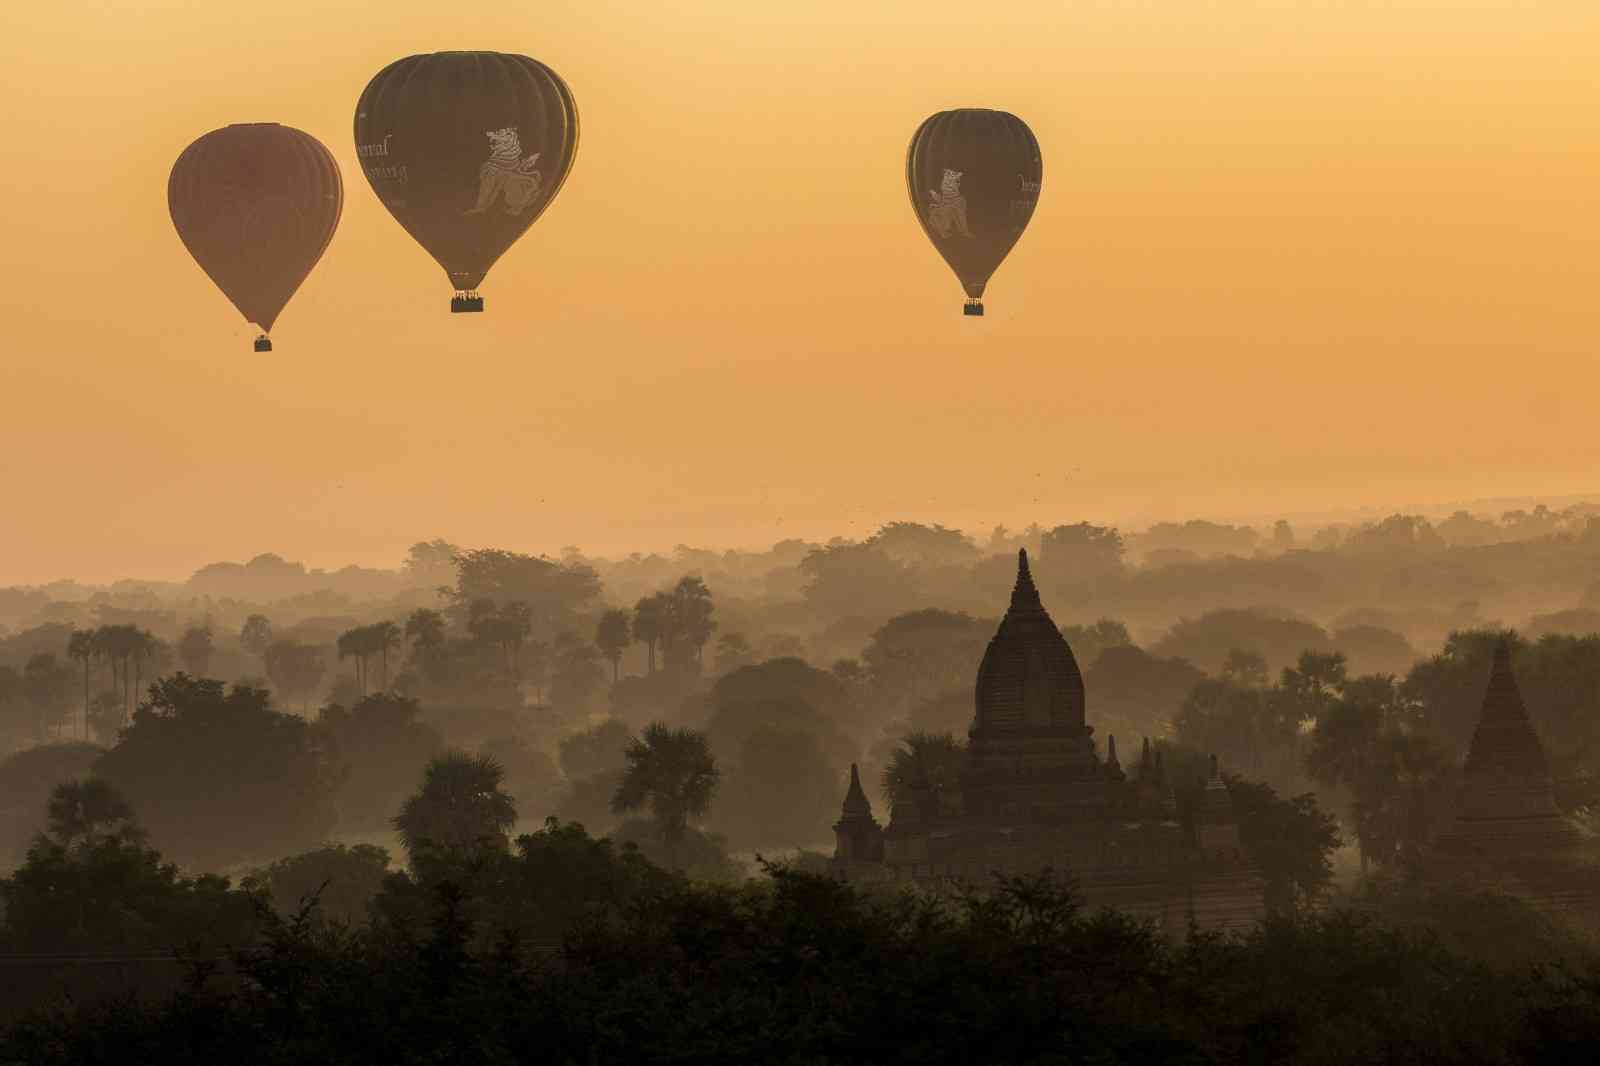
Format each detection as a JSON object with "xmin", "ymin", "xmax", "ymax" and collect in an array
[{"xmin": 2, "ymin": 2, "xmax": 1598, "ymax": 584}]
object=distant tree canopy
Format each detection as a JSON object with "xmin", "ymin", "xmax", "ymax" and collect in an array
[
  {"xmin": 0, "ymin": 780, "xmax": 256, "ymax": 955},
  {"xmin": 0, "ymin": 741, "xmax": 103, "ymax": 867},
  {"xmin": 1152, "ymin": 608, "xmax": 1333, "ymax": 675},
  {"xmin": 245, "ymin": 843, "xmax": 392, "ymax": 928},
  {"xmin": 861, "ymin": 609, "xmax": 990, "ymax": 711},
  {"xmin": 800, "ymin": 541, "xmax": 917, "ymax": 617},
  {"xmin": 559, "ymin": 718, "xmax": 632, "ymax": 781},
  {"xmin": 867, "ymin": 521, "xmax": 980, "ymax": 567},
  {"xmin": 1085, "ymin": 644, "xmax": 1205, "ymax": 745},
  {"xmin": 94, "ymin": 676, "xmax": 336, "ymax": 870},
  {"xmin": 1039, "ymin": 522, "xmax": 1126, "ymax": 585},
  {"xmin": 448, "ymin": 549, "xmax": 601, "ymax": 640},
  {"xmin": 318, "ymin": 694, "xmax": 443, "ymax": 833}
]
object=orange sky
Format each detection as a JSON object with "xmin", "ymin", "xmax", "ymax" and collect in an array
[{"xmin": 2, "ymin": 2, "xmax": 1598, "ymax": 584}]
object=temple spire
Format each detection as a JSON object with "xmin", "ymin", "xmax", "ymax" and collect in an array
[
  {"xmin": 1107, "ymin": 735, "xmax": 1120, "ymax": 770},
  {"xmin": 1010, "ymin": 548, "xmax": 1043, "ymax": 610},
  {"xmin": 840, "ymin": 763, "xmax": 873, "ymax": 820}
]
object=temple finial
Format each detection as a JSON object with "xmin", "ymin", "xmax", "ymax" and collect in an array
[
  {"xmin": 1107, "ymin": 734, "xmax": 1119, "ymax": 768},
  {"xmin": 1010, "ymin": 548, "xmax": 1042, "ymax": 609},
  {"xmin": 841, "ymin": 762, "xmax": 872, "ymax": 819}
]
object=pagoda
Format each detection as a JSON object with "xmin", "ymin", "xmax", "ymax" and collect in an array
[
  {"xmin": 831, "ymin": 550, "xmax": 1265, "ymax": 935},
  {"xmin": 1433, "ymin": 640, "xmax": 1595, "ymax": 922}
]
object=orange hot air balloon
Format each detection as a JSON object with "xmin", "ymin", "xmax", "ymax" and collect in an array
[
  {"xmin": 168, "ymin": 124, "xmax": 343, "ymax": 351},
  {"xmin": 354, "ymin": 52, "xmax": 579, "ymax": 314},
  {"xmin": 907, "ymin": 110, "xmax": 1042, "ymax": 316}
]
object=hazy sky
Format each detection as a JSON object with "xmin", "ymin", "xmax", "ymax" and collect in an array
[{"xmin": 3, "ymin": 2, "xmax": 1598, "ymax": 584}]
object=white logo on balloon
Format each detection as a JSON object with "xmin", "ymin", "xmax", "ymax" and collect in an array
[
  {"xmin": 926, "ymin": 169, "xmax": 972, "ymax": 239},
  {"xmin": 466, "ymin": 127, "xmax": 542, "ymax": 216}
]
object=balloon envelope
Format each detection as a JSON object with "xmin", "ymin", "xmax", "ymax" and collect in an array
[
  {"xmin": 906, "ymin": 109, "xmax": 1041, "ymax": 306},
  {"xmin": 354, "ymin": 52, "xmax": 579, "ymax": 300},
  {"xmin": 168, "ymin": 123, "xmax": 343, "ymax": 335}
]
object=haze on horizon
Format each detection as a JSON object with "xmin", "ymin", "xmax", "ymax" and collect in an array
[{"xmin": 3, "ymin": 1, "xmax": 1598, "ymax": 585}]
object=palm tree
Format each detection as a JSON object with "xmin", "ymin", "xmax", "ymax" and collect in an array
[
  {"xmin": 632, "ymin": 595, "xmax": 664, "ymax": 675},
  {"xmin": 337, "ymin": 626, "xmax": 373, "ymax": 697},
  {"xmin": 880, "ymin": 732, "xmax": 965, "ymax": 817},
  {"xmin": 91, "ymin": 625, "xmax": 152, "ymax": 725},
  {"xmin": 499, "ymin": 602, "xmax": 533, "ymax": 679},
  {"xmin": 392, "ymin": 751, "xmax": 517, "ymax": 858},
  {"xmin": 66, "ymin": 629, "xmax": 95, "ymax": 740},
  {"xmin": 372, "ymin": 621, "xmax": 402, "ymax": 692},
  {"xmin": 611, "ymin": 723, "xmax": 719, "ymax": 865},
  {"xmin": 595, "ymin": 609, "xmax": 631, "ymax": 682}
]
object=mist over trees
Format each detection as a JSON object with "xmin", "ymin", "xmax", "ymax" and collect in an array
[{"xmin": 4, "ymin": 505, "xmax": 1600, "ymax": 1054}]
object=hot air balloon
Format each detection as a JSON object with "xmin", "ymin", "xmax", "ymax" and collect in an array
[
  {"xmin": 906, "ymin": 110, "xmax": 1041, "ymax": 316},
  {"xmin": 168, "ymin": 124, "xmax": 343, "ymax": 351},
  {"xmin": 354, "ymin": 52, "xmax": 579, "ymax": 314}
]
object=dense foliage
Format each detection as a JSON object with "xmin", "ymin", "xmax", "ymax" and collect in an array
[{"xmin": 3, "ymin": 861, "xmax": 1599, "ymax": 1064}]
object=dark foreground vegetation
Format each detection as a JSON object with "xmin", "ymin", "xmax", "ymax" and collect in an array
[{"xmin": 4, "ymin": 848, "xmax": 1600, "ymax": 1065}]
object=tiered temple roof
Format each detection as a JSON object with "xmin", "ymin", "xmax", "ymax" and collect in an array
[
  {"xmin": 832, "ymin": 550, "xmax": 1264, "ymax": 935},
  {"xmin": 1452, "ymin": 640, "xmax": 1576, "ymax": 850},
  {"xmin": 971, "ymin": 549, "xmax": 1085, "ymax": 734}
]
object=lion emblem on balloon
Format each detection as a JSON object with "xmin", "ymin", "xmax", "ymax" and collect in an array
[
  {"xmin": 466, "ymin": 127, "xmax": 543, "ymax": 216},
  {"xmin": 926, "ymin": 168, "xmax": 972, "ymax": 239}
]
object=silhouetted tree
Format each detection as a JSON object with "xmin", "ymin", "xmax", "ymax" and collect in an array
[
  {"xmin": 862, "ymin": 609, "xmax": 989, "ymax": 711},
  {"xmin": 612, "ymin": 723, "xmax": 718, "ymax": 864},
  {"xmin": 1221, "ymin": 648, "xmax": 1270, "ymax": 687},
  {"xmin": 393, "ymin": 751, "xmax": 516, "ymax": 859},
  {"xmin": 177, "ymin": 624, "xmax": 214, "ymax": 677},
  {"xmin": 337, "ymin": 625, "xmax": 374, "ymax": 698},
  {"xmin": 448, "ymin": 549, "xmax": 601, "ymax": 639},
  {"xmin": 880, "ymin": 731, "xmax": 965, "ymax": 816},
  {"xmin": 595, "ymin": 609, "xmax": 631, "ymax": 682},
  {"xmin": 239, "ymin": 614, "xmax": 274, "ymax": 664},
  {"xmin": 65, "ymin": 628, "xmax": 95, "ymax": 739},
  {"xmin": 373, "ymin": 620, "xmax": 402, "ymax": 691},
  {"xmin": 1040, "ymin": 522, "xmax": 1126, "ymax": 584},
  {"xmin": 550, "ymin": 635, "xmax": 606, "ymax": 719},
  {"xmin": 244, "ymin": 843, "xmax": 392, "ymax": 927},
  {"xmin": 264, "ymin": 640, "xmax": 327, "ymax": 713},
  {"xmin": 0, "ymin": 741, "xmax": 103, "ymax": 866},
  {"xmin": 45, "ymin": 778, "xmax": 142, "ymax": 847},
  {"xmin": 318, "ymin": 693, "xmax": 442, "ymax": 832},
  {"xmin": 94, "ymin": 676, "xmax": 336, "ymax": 869},
  {"xmin": 659, "ymin": 576, "xmax": 716, "ymax": 672},
  {"xmin": 631, "ymin": 594, "xmax": 664, "ymax": 674},
  {"xmin": 22, "ymin": 652, "xmax": 74, "ymax": 741},
  {"xmin": 559, "ymin": 719, "xmax": 633, "ymax": 780}
]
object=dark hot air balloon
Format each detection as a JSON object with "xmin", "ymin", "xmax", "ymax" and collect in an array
[
  {"xmin": 168, "ymin": 124, "xmax": 343, "ymax": 351},
  {"xmin": 906, "ymin": 110, "xmax": 1041, "ymax": 316},
  {"xmin": 354, "ymin": 52, "xmax": 579, "ymax": 314}
]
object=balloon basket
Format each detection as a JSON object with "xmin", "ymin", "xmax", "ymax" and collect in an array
[
  {"xmin": 451, "ymin": 295, "xmax": 484, "ymax": 313},
  {"xmin": 253, "ymin": 335, "xmax": 272, "ymax": 352},
  {"xmin": 963, "ymin": 300, "xmax": 984, "ymax": 317}
]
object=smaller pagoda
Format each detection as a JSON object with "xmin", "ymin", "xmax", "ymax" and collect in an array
[{"xmin": 1433, "ymin": 640, "xmax": 1595, "ymax": 924}]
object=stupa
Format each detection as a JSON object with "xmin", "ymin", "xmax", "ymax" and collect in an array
[{"xmin": 832, "ymin": 550, "xmax": 1265, "ymax": 935}]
